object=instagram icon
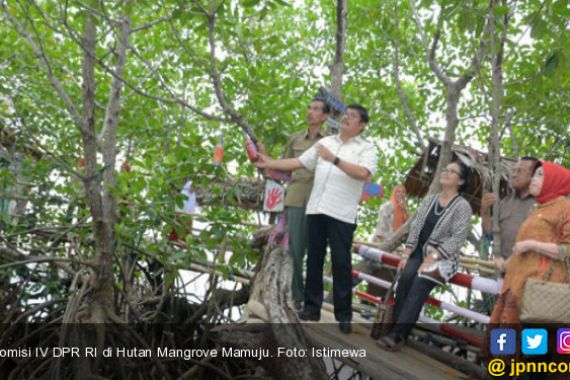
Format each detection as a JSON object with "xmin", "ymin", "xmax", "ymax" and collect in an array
[{"xmin": 557, "ymin": 329, "xmax": 570, "ymax": 354}]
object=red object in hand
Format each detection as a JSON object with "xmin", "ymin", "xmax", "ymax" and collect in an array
[
  {"xmin": 243, "ymin": 132, "xmax": 259, "ymax": 162},
  {"xmin": 265, "ymin": 187, "xmax": 283, "ymax": 209}
]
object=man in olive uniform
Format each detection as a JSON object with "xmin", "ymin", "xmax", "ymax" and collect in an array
[{"xmin": 284, "ymin": 98, "xmax": 330, "ymax": 310}]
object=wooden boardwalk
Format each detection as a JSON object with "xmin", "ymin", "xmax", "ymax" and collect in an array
[{"xmin": 302, "ymin": 308, "xmax": 469, "ymax": 380}]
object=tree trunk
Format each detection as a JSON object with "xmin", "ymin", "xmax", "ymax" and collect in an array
[
  {"xmin": 79, "ymin": 8, "xmax": 114, "ymax": 325},
  {"xmin": 331, "ymin": 0, "xmax": 347, "ymax": 116},
  {"xmin": 91, "ymin": 11, "xmax": 131, "ymax": 322},
  {"xmin": 488, "ymin": 0, "xmax": 508, "ymax": 259},
  {"xmin": 235, "ymin": 244, "xmax": 327, "ymax": 379},
  {"xmin": 262, "ymin": 247, "xmax": 328, "ymax": 379},
  {"xmin": 427, "ymin": 86, "xmax": 461, "ymax": 194}
]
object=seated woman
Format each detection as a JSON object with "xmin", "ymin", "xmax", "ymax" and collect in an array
[
  {"xmin": 373, "ymin": 184, "xmax": 409, "ymax": 242},
  {"xmin": 490, "ymin": 161, "xmax": 570, "ymax": 325},
  {"xmin": 377, "ymin": 161, "xmax": 473, "ymax": 351}
]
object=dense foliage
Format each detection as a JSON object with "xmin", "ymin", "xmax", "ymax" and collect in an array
[{"xmin": 0, "ymin": 0, "xmax": 568, "ymax": 377}]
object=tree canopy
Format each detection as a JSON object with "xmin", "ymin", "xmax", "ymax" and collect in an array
[{"xmin": 0, "ymin": 0, "xmax": 569, "ymax": 378}]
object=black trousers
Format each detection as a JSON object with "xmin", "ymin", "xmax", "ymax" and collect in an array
[
  {"xmin": 391, "ymin": 250, "xmax": 437, "ymax": 339},
  {"xmin": 304, "ymin": 214, "xmax": 356, "ymax": 322}
]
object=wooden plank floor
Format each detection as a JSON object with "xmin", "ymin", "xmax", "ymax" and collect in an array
[{"xmin": 302, "ymin": 307, "xmax": 469, "ymax": 380}]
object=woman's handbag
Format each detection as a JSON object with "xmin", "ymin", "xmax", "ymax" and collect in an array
[
  {"xmin": 371, "ymin": 270, "xmax": 400, "ymax": 340},
  {"xmin": 417, "ymin": 244, "xmax": 449, "ymax": 286},
  {"xmin": 519, "ymin": 256, "xmax": 570, "ymax": 324}
]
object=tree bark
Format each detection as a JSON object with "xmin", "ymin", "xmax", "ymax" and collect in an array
[
  {"xmin": 428, "ymin": 83, "xmax": 461, "ymax": 194},
  {"xmin": 331, "ymin": 0, "xmax": 347, "ymax": 112},
  {"xmin": 262, "ymin": 247, "xmax": 328, "ymax": 379},
  {"xmin": 92, "ymin": 9, "xmax": 131, "ymax": 321},
  {"xmin": 233, "ymin": 245, "xmax": 328, "ymax": 379},
  {"xmin": 488, "ymin": 0, "xmax": 508, "ymax": 259},
  {"xmin": 77, "ymin": 4, "xmax": 130, "ymax": 324}
]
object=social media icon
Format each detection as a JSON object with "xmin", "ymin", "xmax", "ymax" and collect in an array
[
  {"xmin": 491, "ymin": 329, "xmax": 516, "ymax": 355},
  {"xmin": 557, "ymin": 328, "xmax": 570, "ymax": 354},
  {"xmin": 522, "ymin": 329, "xmax": 548, "ymax": 355}
]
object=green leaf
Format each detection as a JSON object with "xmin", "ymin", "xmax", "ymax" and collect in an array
[
  {"xmin": 552, "ymin": 0, "xmax": 570, "ymax": 17},
  {"xmin": 530, "ymin": 19, "xmax": 548, "ymax": 39},
  {"xmin": 457, "ymin": 10, "xmax": 473, "ymax": 33},
  {"xmin": 544, "ymin": 53, "xmax": 560, "ymax": 76},
  {"xmin": 494, "ymin": 5, "xmax": 509, "ymax": 17},
  {"xmin": 242, "ymin": 0, "xmax": 261, "ymax": 7},
  {"xmin": 272, "ymin": 0, "xmax": 291, "ymax": 6},
  {"xmin": 124, "ymin": 0, "xmax": 135, "ymax": 15}
]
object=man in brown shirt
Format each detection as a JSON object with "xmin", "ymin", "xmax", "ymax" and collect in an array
[
  {"xmin": 285, "ymin": 98, "xmax": 330, "ymax": 309},
  {"xmin": 481, "ymin": 157, "xmax": 537, "ymax": 272}
]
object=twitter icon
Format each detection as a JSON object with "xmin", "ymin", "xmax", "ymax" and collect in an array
[{"xmin": 522, "ymin": 329, "xmax": 548, "ymax": 355}]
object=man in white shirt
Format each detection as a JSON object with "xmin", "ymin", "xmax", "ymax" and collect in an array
[{"xmin": 257, "ymin": 104, "xmax": 377, "ymax": 334}]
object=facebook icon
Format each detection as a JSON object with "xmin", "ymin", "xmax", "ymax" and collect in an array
[{"xmin": 491, "ymin": 329, "xmax": 516, "ymax": 355}]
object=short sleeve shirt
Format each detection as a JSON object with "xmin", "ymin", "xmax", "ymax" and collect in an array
[
  {"xmin": 298, "ymin": 134, "xmax": 377, "ymax": 224},
  {"xmin": 497, "ymin": 192, "xmax": 535, "ymax": 259}
]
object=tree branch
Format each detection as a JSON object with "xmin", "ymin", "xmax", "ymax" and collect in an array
[
  {"xmin": 100, "ymin": 6, "xmax": 131, "ymax": 236},
  {"xmin": 409, "ymin": 0, "xmax": 452, "ymax": 87},
  {"xmin": 391, "ymin": 4, "xmax": 425, "ymax": 150},
  {"xmin": 331, "ymin": 0, "xmax": 347, "ymax": 110},
  {"xmin": 427, "ymin": 29, "xmax": 452, "ymax": 87},
  {"xmin": 0, "ymin": 246, "xmax": 78, "ymax": 274},
  {"xmin": 498, "ymin": 110, "xmax": 518, "ymax": 156},
  {"xmin": 455, "ymin": 25, "xmax": 489, "ymax": 91},
  {"xmin": 27, "ymin": 0, "xmax": 229, "ymax": 123},
  {"xmin": 2, "ymin": 1, "xmax": 85, "ymax": 132},
  {"xmin": 206, "ymin": 11, "xmax": 257, "ymax": 140}
]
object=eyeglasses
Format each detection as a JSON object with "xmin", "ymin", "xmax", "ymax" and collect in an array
[
  {"xmin": 442, "ymin": 168, "xmax": 461, "ymax": 176},
  {"xmin": 343, "ymin": 112, "xmax": 361, "ymax": 121}
]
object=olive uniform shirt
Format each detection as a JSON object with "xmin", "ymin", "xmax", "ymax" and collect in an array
[
  {"xmin": 284, "ymin": 128, "xmax": 329, "ymax": 207},
  {"xmin": 496, "ymin": 192, "xmax": 535, "ymax": 259}
]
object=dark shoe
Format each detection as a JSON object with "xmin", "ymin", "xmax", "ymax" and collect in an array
[
  {"xmin": 339, "ymin": 321, "xmax": 352, "ymax": 334},
  {"xmin": 376, "ymin": 335, "xmax": 404, "ymax": 352},
  {"xmin": 293, "ymin": 301, "xmax": 303, "ymax": 311},
  {"xmin": 298, "ymin": 309, "xmax": 320, "ymax": 321}
]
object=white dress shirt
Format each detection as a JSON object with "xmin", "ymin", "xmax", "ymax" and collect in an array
[{"xmin": 298, "ymin": 134, "xmax": 377, "ymax": 224}]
